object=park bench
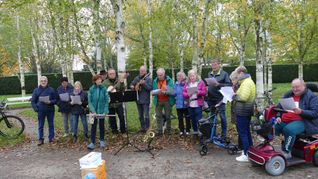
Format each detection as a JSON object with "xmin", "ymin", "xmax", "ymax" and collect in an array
[{"xmin": 6, "ymin": 96, "xmax": 32, "ymax": 106}]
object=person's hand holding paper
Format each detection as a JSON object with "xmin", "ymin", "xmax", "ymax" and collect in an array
[
  {"xmin": 152, "ymin": 89, "xmax": 162, "ymax": 96},
  {"xmin": 205, "ymin": 77, "xmax": 219, "ymax": 87},
  {"xmin": 187, "ymin": 86, "xmax": 197, "ymax": 96},
  {"xmin": 279, "ymin": 97, "xmax": 297, "ymax": 112}
]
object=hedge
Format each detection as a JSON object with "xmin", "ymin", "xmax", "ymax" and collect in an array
[{"xmin": 1, "ymin": 64, "xmax": 318, "ymax": 95}]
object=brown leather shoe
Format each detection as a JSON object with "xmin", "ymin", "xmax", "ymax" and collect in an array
[{"xmin": 37, "ymin": 139, "xmax": 44, "ymax": 146}]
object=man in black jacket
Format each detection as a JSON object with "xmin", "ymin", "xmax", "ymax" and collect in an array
[{"xmin": 207, "ymin": 59, "xmax": 231, "ymax": 139}]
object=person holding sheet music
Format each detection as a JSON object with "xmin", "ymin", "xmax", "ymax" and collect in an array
[
  {"xmin": 87, "ymin": 75, "xmax": 109, "ymax": 150},
  {"xmin": 31, "ymin": 76, "xmax": 57, "ymax": 146},
  {"xmin": 57, "ymin": 77, "xmax": 74, "ymax": 137},
  {"xmin": 275, "ymin": 78, "xmax": 318, "ymax": 159},
  {"xmin": 232, "ymin": 66, "xmax": 255, "ymax": 162},
  {"xmin": 174, "ymin": 71, "xmax": 191, "ymax": 136},
  {"xmin": 207, "ymin": 59, "xmax": 231, "ymax": 140},
  {"xmin": 70, "ymin": 81, "xmax": 89, "ymax": 143},
  {"xmin": 182, "ymin": 70, "xmax": 207, "ymax": 135},
  {"xmin": 152, "ymin": 68, "xmax": 175, "ymax": 136},
  {"xmin": 102, "ymin": 68, "xmax": 127, "ymax": 134},
  {"xmin": 130, "ymin": 66, "xmax": 152, "ymax": 133}
]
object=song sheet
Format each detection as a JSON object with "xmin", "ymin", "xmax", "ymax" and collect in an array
[{"xmin": 70, "ymin": 95, "xmax": 82, "ymax": 105}]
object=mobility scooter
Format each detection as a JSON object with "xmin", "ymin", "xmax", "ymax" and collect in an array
[
  {"xmin": 248, "ymin": 106, "xmax": 318, "ymax": 176},
  {"xmin": 198, "ymin": 103, "xmax": 239, "ymax": 156}
]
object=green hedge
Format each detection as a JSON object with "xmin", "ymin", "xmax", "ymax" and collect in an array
[{"xmin": 1, "ymin": 64, "xmax": 318, "ymax": 95}]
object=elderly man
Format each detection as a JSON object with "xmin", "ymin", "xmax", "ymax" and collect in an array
[
  {"xmin": 275, "ymin": 78, "xmax": 318, "ymax": 159},
  {"xmin": 152, "ymin": 68, "xmax": 175, "ymax": 136},
  {"xmin": 102, "ymin": 68, "xmax": 126, "ymax": 134},
  {"xmin": 130, "ymin": 66, "xmax": 152, "ymax": 133},
  {"xmin": 207, "ymin": 59, "xmax": 231, "ymax": 139},
  {"xmin": 31, "ymin": 76, "xmax": 57, "ymax": 145}
]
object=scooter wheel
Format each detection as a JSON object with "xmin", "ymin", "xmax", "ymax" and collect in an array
[
  {"xmin": 200, "ymin": 145, "xmax": 208, "ymax": 156},
  {"xmin": 313, "ymin": 150, "xmax": 318, "ymax": 166},
  {"xmin": 265, "ymin": 156, "xmax": 286, "ymax": 176}
]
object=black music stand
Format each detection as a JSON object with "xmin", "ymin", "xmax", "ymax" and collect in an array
[{"xmin": 113, "ymin": 90, "xmax": 154, "ymax": 157}]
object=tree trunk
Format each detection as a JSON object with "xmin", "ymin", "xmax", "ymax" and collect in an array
[
  {"xmin": 298, "ymin": 61, "xmax": 304, "ymax": 80},
  {"xmin": 16, "ymin": 15, "xmax": 26, "ymax": 96},
  {"xmin": 191, "ymin": 0, "xmax": 198, "ymax": 72},
  {"xmin": 198, "ymin": 0, "xmax": 210, "ymax": 77},
  {"xmin": 179, "ymin": 43, "xmax": 184, "ymax": 72},
  {"xmin": 94, "ymin": 0, "xmax": 102, "ymax": 74},
  {"xmin": 113, "ymin": 0, "xmax": 126, "ymax": 74},
  {"xmin": 30, "ymin": 19, "xmax": 42, "ymax": 86},
  {"xmin": 254, "ymin": 9, "xmax": 265, "ymax": 111},
  {"xmin": 147, "ymin": 0, "xmax": 153, "ymax": 79}
]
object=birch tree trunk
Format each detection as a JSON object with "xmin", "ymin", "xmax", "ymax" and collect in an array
[
  {"xmin": 198, "ymin": 0, "xmax": 211, "ymax": 77},
  {"xmin": 147, "ymin": 0, "xmax": 153, "ymax": 79},
  {"xmin": 113, "ymin": 0, "xmax": 126, "ymax": 74},
  {"xmin": 16, "ymin": 15, "xmax": 26, "ymax": 96},
  {"xmin": 191, "ymin": 0, "xmax": 198, "ymax": 72},
  {"xmin": 254, "ymin": 2, "xmax": 265, "ymax": 111},
  {"xmin": 179, "ymin": 43, "xmax": 184, "ymax": 72},
  {"xmin": 30, "ymin": 19, "xmax": 42, "ymax": 86},
  {"xmin": 94, "ymin": 0, "xmax": 102, "ymax": 74}
]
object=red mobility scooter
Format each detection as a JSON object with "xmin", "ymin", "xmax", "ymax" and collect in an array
[{"xmin": 248, "ymin": 106, "xmax": 318, "ymax": 176}]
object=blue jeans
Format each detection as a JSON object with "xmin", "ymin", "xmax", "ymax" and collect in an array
[
  {"xmin": 275, "ymin": 120, "xmax": 305, "ymax": 153},
  {"xmin": 38, "ymin": 110, "xmax": 55, "ymax": 141},
  {"xmin": 236, "ymin": 115, "xmax": 253, "ymax": 155},
  {"xmin": 210, "ymin": 104, "xmax": 227, "ymax": 137},
  {"xmin": 62, "ymin": 112, "xmax": 72, "ymax": 134},
  {"xmin": 137, "ymin": 103, "xmax": 150, "ymax": 130},
  {"xmin": 90, "ymin": 118, "xmax": 105, "ymax": 144},
  {"xmin": 188, "ymin": 107, "xmax": 202, "ymax": 132},
  {"xmin": 72, "ymin": 114, "xmax": 88, "ymax": 137}
]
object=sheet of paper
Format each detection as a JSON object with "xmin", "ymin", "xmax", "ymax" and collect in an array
[
  {"xmin": 205, "ymin": 77, "xmax": 218, "ymax": 86},
  {"xmin": 151, "ymin": 89, "xmax": 162, "ymax": 96},
  {"xmin": 187, "ymin": 87, "xmax": 198, "ymax": 96},
  {"xmin": 279, "ymin": 97, "xmax": 296, "ymax": 110},
  {"xmin": 219, "ymin": 86, "xmax": 235, "ymax": 103},
  {"xmin": 59, "ymin": 93, "xmax": 70, "ymax": 102},
  {"xmin": 39, "ymin": 96, "xmax": 50, "ymax": 103},
  {"xmin": 166, "ymin": 86, "xmax": 175, "ymax": 95},
  {"xmin": 70, "ymin": 95, "xmax": 82, "ymax": 105}
]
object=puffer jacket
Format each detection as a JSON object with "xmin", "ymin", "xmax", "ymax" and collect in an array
[
  {"xmin": 277, "ymin": 88, "xmax": 318, "ymax": 135},
  {"xmin": 233, "ymin": 74, "xmax": 256, "ymax": 116}
]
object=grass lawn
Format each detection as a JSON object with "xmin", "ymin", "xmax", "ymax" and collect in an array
[{"xmin": 0, "ymin": 83, "xmax": 292, "ymax": 147}]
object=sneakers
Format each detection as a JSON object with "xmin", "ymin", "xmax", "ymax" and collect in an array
[
  {"xmin": 87, "ymin": 143, "xmax": 95, "ymax": 150},
  {"xmin": 62, "ymin": 133, "xmax": 69, "ymax": 137},
  {"xmin": 100, "ymin": 141, "xmax": 106, "ymax": 149},
  {"xmin": 236, "ymin": 153, "xmax": 249, "ymax": 162},
  {"xmin": 73, "ymin": 136, "xmax": 77, "ymax": 143},
  {"xmin": 179, "ymin": 132, "xmax": 184, "ymax": 136},
  {"xmin": 185, "ymin": 132, "xmax": 190, "ymax": 136},
  {"xmin": 282, "ymin": 152, "xmax": 292, "ymax": 159},
  {"xmin": 37, "ymin": 139, "xmax": 44, "ymax": 146}
]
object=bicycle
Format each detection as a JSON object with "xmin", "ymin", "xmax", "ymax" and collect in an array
[{"xmin": 0, "ymin": 101, "xmax": 25, "ymax": 138}]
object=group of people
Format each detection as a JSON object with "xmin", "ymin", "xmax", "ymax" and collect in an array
[{"xmin": 30, "ymin": 59, "xmax": 318, "ymax": 161}]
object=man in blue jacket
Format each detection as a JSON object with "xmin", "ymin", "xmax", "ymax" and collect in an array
[
  {"xmin": 31, "ymin": 76, "xmax": 57, "ymax": 146},
  {"xmin": 275, "ymin": 78, "xmax": 318, "ymax": 158}
]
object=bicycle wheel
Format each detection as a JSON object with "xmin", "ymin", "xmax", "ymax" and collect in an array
[{"xmin": 0, "ymin": 115, "xmax": 25, "ymax": 139}]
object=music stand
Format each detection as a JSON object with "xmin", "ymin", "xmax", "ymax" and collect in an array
[{"xmin": 113, "ymin": 90, "xmax": 154, "ymax": 157}]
